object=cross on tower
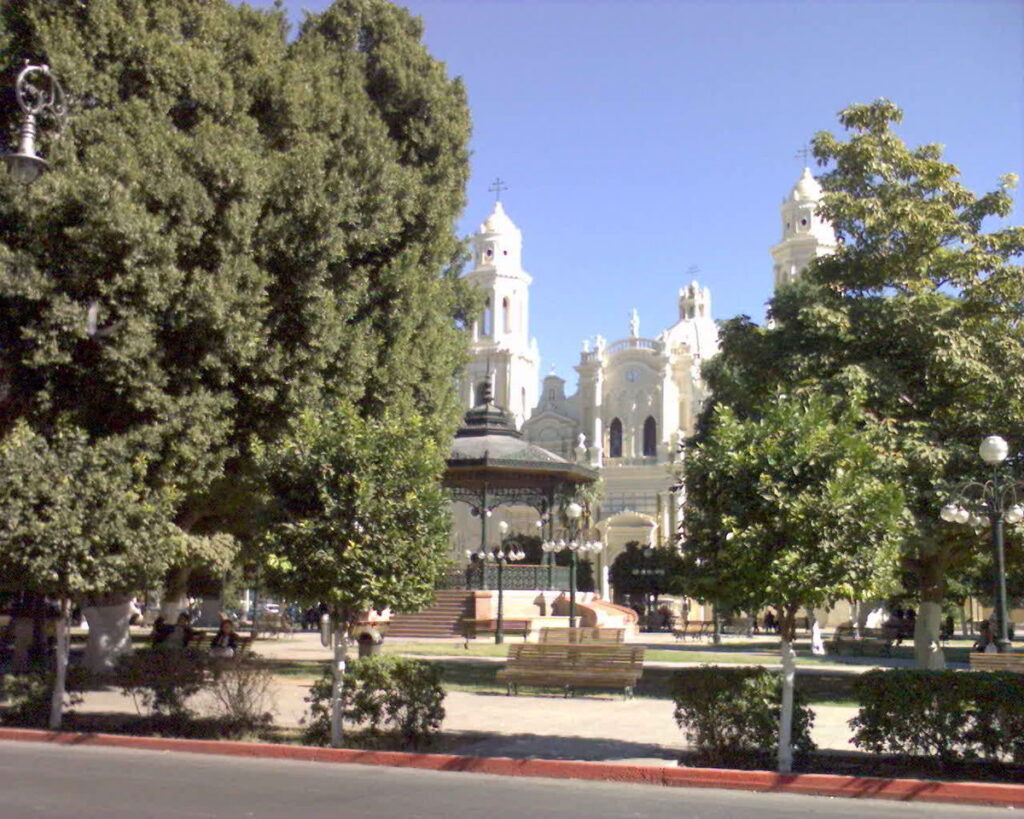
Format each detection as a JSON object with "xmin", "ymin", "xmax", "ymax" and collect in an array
[
  {"xmin": 488, "ymin": 177, "xmax": 508, "ymax": 202},
  {"xmin": 794, "ymin": 145, "xmax": 812, "ymax": 165}
]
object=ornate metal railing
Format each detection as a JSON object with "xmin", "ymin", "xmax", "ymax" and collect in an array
[{"xmin": 437, "ymin": 565, "xmax": 570, "ymax": 591}]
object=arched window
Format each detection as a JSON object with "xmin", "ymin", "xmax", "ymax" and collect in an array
[
  {"xmin": 643, "ymin": 416, "xmax": 657, "ymax": 457},
  {"xmin": 609, "ymin": 418, "xmax": 623, "ymax": 458},
  {"xmin": 502, "ymin": 297, "xmax": 512, "ymax": 333},
  {"xmin": 482, "ymin": 298, "xmax": 492, "ymax": 337}
]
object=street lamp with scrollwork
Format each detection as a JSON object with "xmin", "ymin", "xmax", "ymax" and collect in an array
[
  {"xmin": 4, "ymin": 62, "xmax": 67, "ymax": 186},
  {"xmin": 541, "ymin": 501, "xmax": 602, "ymax": 629},
  {"xmin": 939, "ymin": 435, "xmax": 1024, "ymax": 654},
  {"xmin": 465, "ymin": 519, "xmax": 525, "ymax": 644}
]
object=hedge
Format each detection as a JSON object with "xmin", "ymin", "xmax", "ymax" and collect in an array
[{"xmin": 850, "ymin": 668, "xmax": 1024, "ymax": 764}]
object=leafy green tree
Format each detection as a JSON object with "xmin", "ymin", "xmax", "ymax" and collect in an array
[
  {"xmin": 680, "ymin": 389, "xmax": 905, "ymax": 771},
  {"xmin": 701, "ymin": 100, "xmax": 1024, "ymax": 667},
  {"xmin": 609, "ymin": 542, "xmax": 685, "ymax": 625},
  {"xmin": 0, "ymin": 0, "xmax": 470, "ymax": 648},
  {"xmin": 0, "ymin": 421, "xmax": 180, "ymax": 726},
  {"xmin": 256, "ymin": 403, "xmax": 452, "ymax": 747}
]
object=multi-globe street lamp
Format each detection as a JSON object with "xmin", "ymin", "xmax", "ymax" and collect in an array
[
  {"xmin": 4, "ymin": 62, "xmax": 66, "ymax": 186},
  {"xmin": 494, "ymin": 520, "xmax": 525, "ymax": 644},
  {"xmin": 465, "ymin": 520, "xmax": 525, "ymax": 644},
  {"xmin": 940, "ymin": 435, "xmax": 1024, "ymax": 654},
  {"xmin": 541, "ymin": 501, "xmax": 602, "ymax": 629}
]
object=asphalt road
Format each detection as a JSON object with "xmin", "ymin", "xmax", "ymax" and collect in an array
[{"xmin": 0, "ymin": 742, "xmax": 1007, "ymax": 819}]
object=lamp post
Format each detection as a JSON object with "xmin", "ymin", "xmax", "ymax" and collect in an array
[
  {"xmin": 541, "ymin": 501, "xmax": 602, "ymax": 628},
  {"xmin": 494, "ymin": 520, "xmax": 525, "ymax": 644},
  {"xmin": 467, "ymin": 499, "xmax": 494, "ymax": 589},
  {"xmin": 467, "ymin": 521, "xmax": 525, "ymax": 644},
  {"xmin": 536, "ymin": 514, "xmax": 552, "ymax": 589},
  {"xmin": 940, "ymin": 435, "xmax": 1024, "ymax": 654},
  {"xmin": 4, "ymin": 63, "xmax": 66, "ymax": 186}
]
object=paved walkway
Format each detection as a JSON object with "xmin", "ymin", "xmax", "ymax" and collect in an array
[{"xmin": 66, "ymin": 630, "xmax": 884, "ymax": 766}]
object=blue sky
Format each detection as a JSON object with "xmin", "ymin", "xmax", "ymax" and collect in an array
[{"xmin": 245, "ymin": 0, "xmax": 1023, "ymax": 384}]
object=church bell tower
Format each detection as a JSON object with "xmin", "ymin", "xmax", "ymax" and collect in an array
[
  {"xmin": 770, "ymin": 167, "xmax": 837, "ymax": 290},
  {"xmin": 461, "ymin": 194, "xmax": 539, "ymax": 427}
]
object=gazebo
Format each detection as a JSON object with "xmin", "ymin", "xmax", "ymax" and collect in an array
[{"xmin": 445, "ymin": 380, "xmax": 598, "ymax": 591}]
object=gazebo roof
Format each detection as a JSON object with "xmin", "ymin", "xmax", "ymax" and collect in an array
[{"xmin": 445, "ymin": 383, "xmax": 597, "ymax": 508}]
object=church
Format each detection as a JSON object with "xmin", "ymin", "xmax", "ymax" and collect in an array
[{"xmin": 453, "ymin": 167, "xmax": 837, "ymax": 598}]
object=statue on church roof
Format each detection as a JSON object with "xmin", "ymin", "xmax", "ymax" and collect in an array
[{"xmin": 629, "ymin": 309, "xmax": 639, "ymax": 338}]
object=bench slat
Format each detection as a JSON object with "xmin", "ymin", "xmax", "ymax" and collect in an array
[
  {"xmin": 969, "ymin": 652, "xmax": 1024, "ymax": 672},
  {"xmin": 496, "ymin": 643, "xmax": 644, "ymax": 697}
]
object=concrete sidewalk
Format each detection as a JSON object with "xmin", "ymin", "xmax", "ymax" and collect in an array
[{"xmin": 70, "ymin": 630, "xmax": 863, "ymax": 766}]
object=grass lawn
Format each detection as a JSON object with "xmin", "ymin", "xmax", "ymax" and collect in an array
[
  {"xmin": 262, "ymin": 640, "xmax": 886, "ymax": 703},
  {"xmin": 372, "ymin": 639, "xmax": 920, "ymax": 668}
]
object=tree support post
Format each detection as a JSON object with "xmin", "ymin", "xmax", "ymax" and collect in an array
[
  {"xmin": 330, "ymin": 617, "xmax": 348, "ymax": 749},
  {"xmin": 778, "ymin": 637, "xmax": 796, "ymax": 774},
  {"xmin": 48, "ymin": 597, "xmax": 69, "ymax": 730}
]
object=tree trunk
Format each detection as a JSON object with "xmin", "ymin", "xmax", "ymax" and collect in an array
[
  {"xmin": 777, "ymin": 605, "xmax": 798, "ymax": 774},
  {"xmin": 914, "ymin": 555, "xmax": 946, "ymax": 669},
  {"xmin": 914, "ymin": 600, "xmax": 945, "ymax": 669},
  {"xmin": 48, "ymin": 598, "xmax": 69, "ymax": 730},
  {"xmin": 330, "ymin": 615, "xmax": 350, "ymax": 749},
  {"xmin": 82, "ymin": 595, "xmax": 134, "ymax": 674},
  {"xmin": 160, "ymin": 565, "xmax": 191, "ymax": 619}
]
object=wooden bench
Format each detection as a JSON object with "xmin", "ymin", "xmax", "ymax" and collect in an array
[
  {"xmin": 672, "ymin": 620, "xmax": 712, "ymax": 641},
  {"xmin": 828, "ymin": 625, "xmax": 894, "ymax": 656},
  {"xmin": 539, "ymin": 627, "xmax": 625, "ymax": 644},
  {"xmin": 461, "ymin": 618, "xmax": 532, "ymax": 646},
  {"xmin": 253, "ymin": 612, "xmax": 293, "ymax": 638},
  {"xmin": 969, "ymin": 652, "xmax": 1024, "ymax": 672},
  {"xmin": 495, "ymin": 643, "xmax": 645, "ymax": 698}
]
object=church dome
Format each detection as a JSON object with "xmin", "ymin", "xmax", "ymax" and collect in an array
[
  {"xmin": 666, "ymin": 280, "xmax": 719, "ymax": 359},
  {"xmin": 479, "ymin": 201, "xmax": 519, "ymax": 235},
  {"xmin": 790, "ymin": 167, "xmax": 823, "ymax": 201}
]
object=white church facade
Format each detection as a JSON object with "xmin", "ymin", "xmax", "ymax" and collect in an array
[{"xmin": 454, "ymin": 168, "xmax": 835, "ymax": 596}]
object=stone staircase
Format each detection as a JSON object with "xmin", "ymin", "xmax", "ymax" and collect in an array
[{"xmin": 385, "ymin": 590, "xmax": 474, "ymax": 638}]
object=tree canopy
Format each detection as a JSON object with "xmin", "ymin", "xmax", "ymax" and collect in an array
[
  {"xmin": 0, "ymin": 0, "xmax": 473, "ymax": 593},
  {"xmin": 697, "ymin": 100, "xmax": 1024, "ymax": 663},
  {"xmin": 0, "ymin": 421, "xmax": 180, "ymax": 600},
  {"xmin": 679, "ymin": 390, "xmax": 906, "ymax": 639},
  {"xmin": 256, "ymin": 403, "xmax": 452, "ymax": 624}
]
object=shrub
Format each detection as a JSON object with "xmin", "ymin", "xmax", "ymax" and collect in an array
[
  {"xmin": 850, "ymin": 669, "xmax": 1024, "ymax": 764},
  {"xmin": 115, "ymin": 648, "xmax": 207, "ymax": 718},
  {"xmin": 0, "ymin": 671, "xmax": 84, "ymax": 727},
  {"xmin": 303, "ymin": 655, "xmax": 445, "ymax": 749},
  {"xmin": 206, "ymin": 651, "xmax": 276, "ymax": 737},
  {"xmin": 671, "ymin": 665, "xmax": 816, "ymax": 766}
]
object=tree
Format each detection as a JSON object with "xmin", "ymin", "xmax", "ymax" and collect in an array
[
  {"xmin": 609, "ymin": 542, "xmax": 685, "ymax": 626},
  {"xmin": 0, "ymin": 0, "xmax": 471, "ymax": 657},
  {"xmin": 701, "ymin": 100, "xmax": 1024, "ymax": 668},
  {"xmin": 680, "ymin": 390, "xmax": 905, "ymax": 771},
  {"xmin": 0, "ymin": 421, "xmax": 180, "ymax": 726},
  {"xmin": 256, "ymin": 403, "xmax": 453, "ymax": 747}
]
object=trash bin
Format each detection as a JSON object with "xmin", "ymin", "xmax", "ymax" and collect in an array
[{"xmin": 357, "ymin": 629, "xmax": 382, "ymax": 658}]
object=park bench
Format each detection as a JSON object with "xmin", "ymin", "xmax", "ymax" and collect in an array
[
  {"xmin": 672, "ymin": 620, "xmax": 712, "ymax": 641},
  {"xmin": 253, "ymin": 612, "xmax": 293, "ymax": 638},
  {"xmin": 461, "ymin": 617, "xmax": 532, "ymax": 646},
  {"xmin": 828, "ymin": 625, "xmax": 894, "ymax": 656},
  {"xmin": 538, "ymin": 626, "xmax": 625, "ymax": 644},
  {"xmin": 969, "ymin": 652, "xmax": 1024, "ymax": 673},
  {"xmin": 495, "ymin": 642, "xmax": 645, "ymax": 698}
]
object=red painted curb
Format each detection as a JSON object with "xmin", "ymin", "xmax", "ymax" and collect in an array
[{"xmin": 1, "ymin": 728, "xmax": 1022, "ymax": 808}]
